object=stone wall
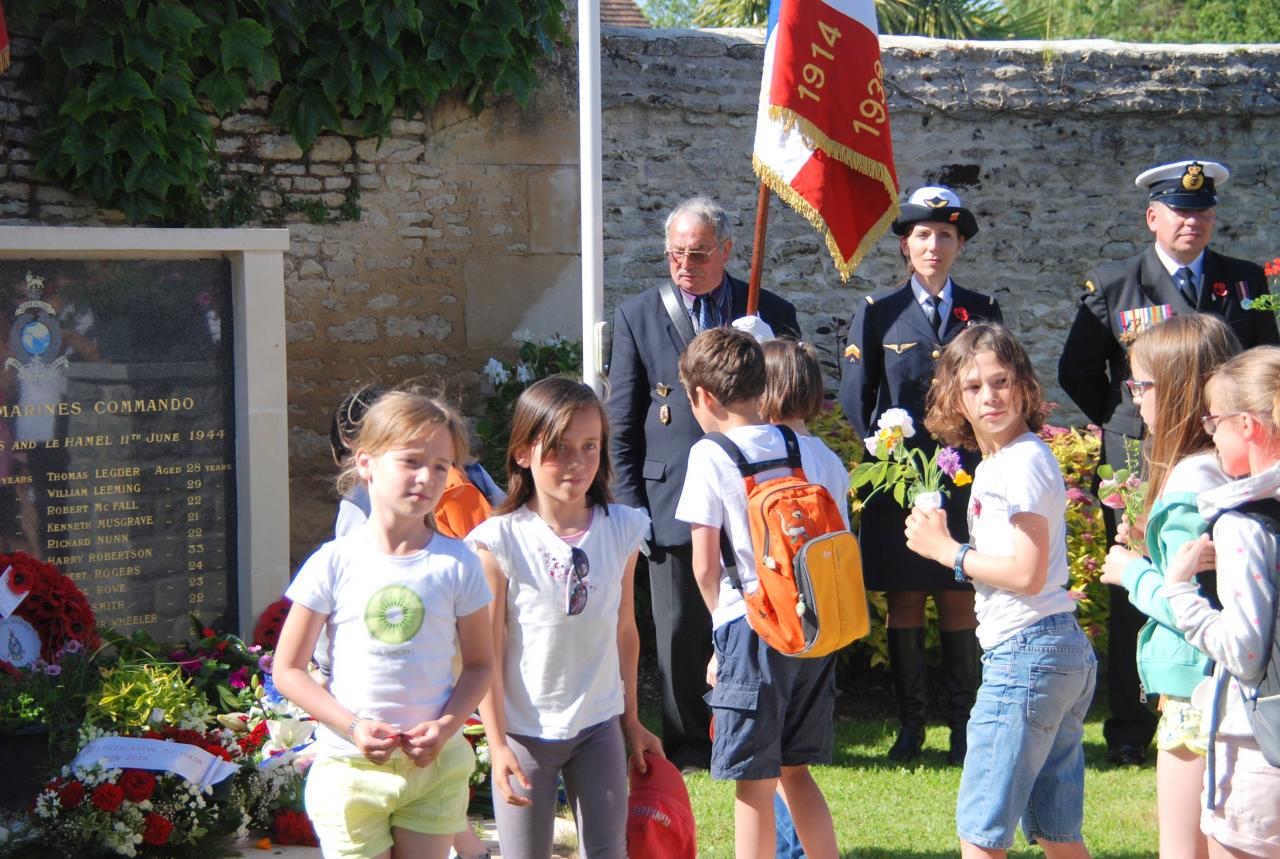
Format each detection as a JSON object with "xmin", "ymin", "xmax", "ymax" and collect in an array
[{"xmin": 1, "ymin": 30, "xmax": 1278, "ymax": 563}]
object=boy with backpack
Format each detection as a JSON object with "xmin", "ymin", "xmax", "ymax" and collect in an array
[{"xmin": 674, "ymin": 327, "xmax": 847, "ymax": 859}]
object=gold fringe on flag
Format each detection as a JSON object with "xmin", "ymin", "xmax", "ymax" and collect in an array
[{"xmin": 753, "ymin": 155, "xmax": 899, "ymax": 282}]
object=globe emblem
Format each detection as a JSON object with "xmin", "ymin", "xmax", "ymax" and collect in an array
[{"xmin": 20, "ymin": 321, "xmax": 51, "ymax": 357}]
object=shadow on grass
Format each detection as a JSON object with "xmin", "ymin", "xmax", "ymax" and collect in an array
[
  {"xmin": 841, "ymin": 852, "xmax": 1158, "ymax": 858},
  {"xmin": 831, "ymin": 717, "xmax": 1153, "ymax": 772}
]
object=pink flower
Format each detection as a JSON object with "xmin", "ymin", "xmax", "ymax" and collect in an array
[
  {"xmin": 937, "ymin": 447, "xmax": 962, "ymax": 478},
  {"xmin": 1067, "ymin": 589, "xmax": 1086, "ymax": 601},
  {"xmin": 1099, "ymin": 492, "xmax": 1125, "ymax": 510},
  {"xmin": 1065, "ymin": 487, "xmax": 1090, "ymax": 505},
  {"xmin": 228, "ymin": 667, "xmax": 251, "ymax": 690}
]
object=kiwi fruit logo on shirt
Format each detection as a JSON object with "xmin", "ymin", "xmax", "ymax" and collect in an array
[{"xmin": 365, "ymin": 585, "xmax": 425, "ymax": 644}]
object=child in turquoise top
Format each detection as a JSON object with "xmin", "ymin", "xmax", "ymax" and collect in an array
[{"xmin": 1100, "ymin": 313, "xmax": 1241, "ymax": 859}]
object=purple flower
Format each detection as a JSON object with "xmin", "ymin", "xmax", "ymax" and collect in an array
[
  {"xmin": 228, "ymin": 667, "xmax": 251, "ymax": 690},
  {"xmin": 62, "ymin": 640, "xmax": 83, "ymax": 655},
  {"xmin": 257, "ymin": 653, "xmax": 274, "ymax": 674},
  {"xmin": 937, "ymin": 447, "xmax": 962, "ymax": 478},
  {"xmin": 43, "ymin": 664, "xmax": 61, "ymax": 676}
]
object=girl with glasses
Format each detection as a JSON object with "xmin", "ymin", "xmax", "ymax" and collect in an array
[
  {"xmin": 274, "ymin": 391, "xmax": 496, "ymax": 859},
  {"xmin": 1099, "ymin": 314, "xmax": 1241, "ymax": 859},
  {"xmin": 467, "ymin": 377, "xmax": 662, "ymax": 859},
  {"xmin": 1163, "ymin": 346, "xmax": 1280, "ymax": 858}
]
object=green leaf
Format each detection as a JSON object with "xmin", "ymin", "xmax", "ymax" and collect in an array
[
  {"xmin": 893, "ymin": 482, "xmax": 906, "ymax": 507},
  {"xmin": 62, "ymin": 38, "xmax": 116, "ymax": 70},
  {"xmin": 197, "ymin": 70, "xmax": 248, "ymax": 115},
  {"xmin": 220, "ymin": 18, "xmax": 273, "ymax": 78},
  {"xmin": 157, "ymin": 74, "xmax": 198, "ymax": 109},
  {"xmin": 148, "ymin": 4, "xmax": 203, "ymax": 45},
  {"xmin": 493, "ymin": 60, "xmax": 535, "ymax": 104},
  {"xmin": 122, "ymin": 35, "xmax": 165, "ymax": 75},
  {"xmin": 1096, "ymin": 464, "xmax": 1115, "ymax": 480},
  {"xmin": 270, "ymin": 83, "xmax": 342, "ymax": 150},
  {"xmin": 112, "ymin": 68, "xmax": 154, "ymax": 108}
]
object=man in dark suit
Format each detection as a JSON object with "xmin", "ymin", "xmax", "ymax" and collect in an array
[
  {"xmin": 1059, "ymin": 159, "xmax": 1280, "ymax": 765},
  {"xmin": 606, "ymin": 195, "xmax": 799, "ymax": 772},
  {"xmin": 839, "ymin": 186, "xmax": 1001, "ymax": 765}
]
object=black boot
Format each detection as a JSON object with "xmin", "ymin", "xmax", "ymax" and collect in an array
[
  {"xmin": 941, "ymin": 628, "xmax": 981, "ymax": 766},
  {"xmin": 886, "ymin": 627, "xmax": 927, "ymax": 762}
]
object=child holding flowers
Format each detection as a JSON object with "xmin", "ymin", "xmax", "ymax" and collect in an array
[
  {"xmin": 904, "ymin": 323, "xmax": 1095, "ymax": 858},
  {"xmin": 274, "ymin": 390, "xmax": 494, "ymax": 859},
  {"xmin": 839, "ymin": 185, "xmax": 1001, "ymax": 764},
  {"xmin": 1099, "ymin": 314, "xmax": 1241, "ymax": 859}
]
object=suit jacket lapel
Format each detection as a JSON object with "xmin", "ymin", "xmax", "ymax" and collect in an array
[
  {"xmin": 728, "ymin": 274, "xmax": 748, "ymax": 320},
  {"xmin": 1201, "ymin": 250, "xmax": 1229, "ymax": 315},
  {"xmin": 1141, "ymin": 246, "xmax": 1190, "ymax": 312}
]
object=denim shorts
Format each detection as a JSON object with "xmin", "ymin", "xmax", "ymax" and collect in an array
[
  {"xmin": 956, "ymin": 613, "xmax": 1097, "ymax": 850},
  {"xmin": 705, "ymin": 617, "xmax": 836, "ymax": 780}
]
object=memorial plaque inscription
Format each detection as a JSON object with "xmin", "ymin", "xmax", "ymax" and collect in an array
[{"xmin": 0, "ymin": 259, "xmax": 237, "ymax": 645}]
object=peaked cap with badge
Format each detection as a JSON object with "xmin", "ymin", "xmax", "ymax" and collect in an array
[
  {"xmin": 1136, "ymin": 159, "xmax": 1228, "ymax": 209},
  {"xmin": 891, "ymin": 186, "xmax": 979, "ymax": 241}
]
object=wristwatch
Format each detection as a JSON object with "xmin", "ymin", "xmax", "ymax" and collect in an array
[{"xmin": 953, "ymin": 542, "xmax": 973, "ymax": 584}]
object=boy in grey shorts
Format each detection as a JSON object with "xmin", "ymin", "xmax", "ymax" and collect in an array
[{"xmin": 674, "ymin": 328, "xmax": 841, "ymax": 859}]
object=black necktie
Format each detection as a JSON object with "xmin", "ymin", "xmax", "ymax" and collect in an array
[
  {"xmin": 1174, "ymin": 267, "xmax": 1197, "ymax": 306},
  {"xmin": 924, "ymin": 295, "xmax": 942, "ymax": 334}
]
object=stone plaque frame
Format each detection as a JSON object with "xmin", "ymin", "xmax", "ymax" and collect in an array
[{"xmin": 0, "ymin": 227, "xmax": 290, "ymax": 639}]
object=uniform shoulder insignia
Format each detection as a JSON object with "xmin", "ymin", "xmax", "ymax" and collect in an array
[
  {"xmin": 864, "ymin": 295, "xmax": 875, "ymax": 305},
  {"xmin": 1084, "ymin": 279, "xmax": 1097, "ymax": 294},
  {"xmin": 845, "ymin": 343, "xmax": 861, "ymax": 362}
]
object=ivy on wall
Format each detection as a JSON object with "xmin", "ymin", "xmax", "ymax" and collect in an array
[{"xmin": 11, "ymin": 0, "xmax": 568, "ymax": 225}]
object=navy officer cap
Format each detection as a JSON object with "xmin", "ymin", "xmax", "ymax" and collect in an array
[
  {"xmin": 891, "ymin": 186, "xmax": 978, "ymax": 240},
  {"xmin": 1135, "ymin": 159, "xmax": 1229, "ymax": 209}
]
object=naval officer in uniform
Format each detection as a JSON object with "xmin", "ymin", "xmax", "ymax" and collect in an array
[
  {"xmin": 840, "ymin": 186, "xmax": 1002, "ymax": 765},
  {"xmin": 1058, "ymin": 159, "xmax": 1280, "ymax": 766}
]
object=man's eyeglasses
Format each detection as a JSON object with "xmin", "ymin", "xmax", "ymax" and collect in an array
[
  {"xmin": 566, "ymin": 547, "xmax": 589, "ymax": 616},
  {"xmin": 665, "ymin": 244, "xmax": 722, "ymax": 266},
  {"xmin": 1202, "ymin": 413, "xmax": 1244, "ymax": 434},
  {"xmin": 1124, "ymin": 379, "xmax": 1156, "ymax": 397}
]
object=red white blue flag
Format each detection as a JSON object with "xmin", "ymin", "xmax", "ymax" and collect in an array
[{"xmin": 753, "ymin": 0, "xmax": 899, "ymax": 280}]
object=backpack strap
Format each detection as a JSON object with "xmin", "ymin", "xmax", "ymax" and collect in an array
[{"xmin": 701, "ymin": 426, "xmax": 806, "ymax": 593}]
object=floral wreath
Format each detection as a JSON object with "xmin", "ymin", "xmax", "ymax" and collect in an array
[{"xmin": 0, "ymin": 551, "xmax": 98, "ymax": 668}]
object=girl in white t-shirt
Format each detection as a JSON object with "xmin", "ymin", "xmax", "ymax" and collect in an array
[
  {"xmin": 274, "ymin": 391, "xmax": 495, "ymax": 859},
  {"xmin": 467, "ymin": 377, "xmax": 663, "ymax": 859},
  {"xmin": 904, "ymin": 323, "xmax": 1095, "ymax": 859}
]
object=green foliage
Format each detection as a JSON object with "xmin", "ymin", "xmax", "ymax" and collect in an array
[
  {"xmin": 639, "ymin": 0, "xmax": 701, "ymax": 27},
  {"xmin": 475, "ymin": 335, "xmax": 584, "ymax": 481},
  {"xmin": 692, "ymin": 0, "xmax": 1042, "ymax": 37},
  {"xmin": 0, "ymin": 645, "xmax": 102, "ymax": 760},
  {"xmin": 88, "ymin": 662, "xmax": 207, "ymax": 732},
  {"xmin": 1002, "ymin": 0, "xmax": 1280, "ymax": 41},
  {"xmin": 14, "ymin": 0, "xmax": 567, "ymax": 224}
]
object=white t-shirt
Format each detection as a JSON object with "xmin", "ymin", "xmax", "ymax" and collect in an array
[
  {"xmin": 285, "ymin": 527, "xmax": 492, "ymax": 758},
  {"xmin": 968, "ymin": 432, "xmax": 1075, "ymax": 649},
  {"xmin": 675, "ymin": 425, "xmax": 851, "ymax": 629},
  {"xmin": 466, "ymin": 503, "xmax": 649, "ymax": 740}
]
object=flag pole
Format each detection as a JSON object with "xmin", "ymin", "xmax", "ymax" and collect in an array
[{"xmin": 746, "ymin": 181, "xmax": 770, "ymax": 316}]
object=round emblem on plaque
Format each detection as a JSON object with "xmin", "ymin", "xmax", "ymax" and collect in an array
[
  {"xmin": 0, "ymin": 615, "xmax": 42, "ymax": 668},
  {"xmin": 20, "ymin": 321, "xmax": 51, "ymax": 357}
]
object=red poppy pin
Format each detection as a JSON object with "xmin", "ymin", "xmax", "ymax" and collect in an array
[
  {"xmin": 952, "ymin": 307, "xmax": 970, "ymax": 323},
  {"xmin": 1212, "ymin": 281, "xmax": 1228, "ymax": 298}
]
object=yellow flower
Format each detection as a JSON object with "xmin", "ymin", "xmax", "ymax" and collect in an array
[{"xmin": 953, "ymin": 469, "xmax": 972, "ymax": 487}]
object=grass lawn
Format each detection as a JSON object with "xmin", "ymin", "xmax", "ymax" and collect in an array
[{"xmin": 681, "ymin": 716, "xmax": 1158, "ymax": 858}]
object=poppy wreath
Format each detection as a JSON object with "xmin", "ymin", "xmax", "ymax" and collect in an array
[
  {"xmin": 252, "ymin": 598, "xmax": 292, "ymax": 650},
  {"xmin": 0, "ymin": 551, "xmax": 98, "ymax": 666}
]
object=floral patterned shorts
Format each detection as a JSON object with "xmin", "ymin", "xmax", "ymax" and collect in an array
[{"xmin": 1156, "ymin": 695, "xmax": 1208, "ymax": 755}]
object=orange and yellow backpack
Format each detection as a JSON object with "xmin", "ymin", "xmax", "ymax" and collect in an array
[{"xmin": 705, "ymin": 425, "xmax": 868, "ymax": 657}]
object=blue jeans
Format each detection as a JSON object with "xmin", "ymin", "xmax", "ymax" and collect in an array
[
  {"xmin": 955, "ymin": 613, "xmax": 1097, "ymax": 850},
  {"xmin": 775, "ymin": 793, "xmax": 804, "ymax": 858}
]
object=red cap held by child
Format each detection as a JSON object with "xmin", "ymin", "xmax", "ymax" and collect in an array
[{"xmin": 626, "ymin": 751, "xmax": 696, "ymax": 859}]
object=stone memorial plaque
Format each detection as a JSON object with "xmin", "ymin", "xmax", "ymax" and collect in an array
[{"xmin": 0, "ymin": 259, "xmax": 237, "ymax": 645}]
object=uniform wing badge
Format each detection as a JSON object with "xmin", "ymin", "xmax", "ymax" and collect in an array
[{"xmin": 884, "ymin": 342, "xmax": 918, "ymax": 354}]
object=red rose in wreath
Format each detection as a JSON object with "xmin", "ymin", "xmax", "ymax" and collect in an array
[
  {"xmin": 142, "ymin": 813, "xmax": 174, "ymax": 846},
  {"xmin": 58, "ymin": 781, "xmax": 85, "ymax": 809},
  {"xmin": 91, "ymin": 783, "xmax": 125, "ymax": 813},
  {"xmin": 120, "ymin": 770, "xmax": 156, "ymax": 802},
  {"xmin": 274, "ymin": 809, "xmax": 320, "ymax": 847},
  {"xmin": 1213, "ymin": 281, "xmax": 1228, "ymax": 297},
  {"xmin": 953, "ymin": 306, "xmax": 970, "ymax": 323}
]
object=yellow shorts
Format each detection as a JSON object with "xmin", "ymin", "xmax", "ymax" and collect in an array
[
  {"xmin": 1156, "ymin": 695, "xmax": 1208, "ymax": 755},
  {"xmin": 304, "ymin": 732, "xmax": 475, "ymax": 858}
]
